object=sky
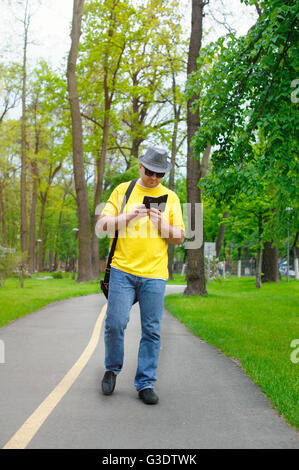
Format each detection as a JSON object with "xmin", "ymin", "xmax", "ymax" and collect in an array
[
  {"xmin": 0, "ymin": 0, "xmax": 257, "ymax": 120},
  {"xmin": 0, "ymin": 0, "xmax": 257, "ymax": 69},
  {"xmin": 0, "ymin": 0, "xmax": 74, "ymax": 69}
]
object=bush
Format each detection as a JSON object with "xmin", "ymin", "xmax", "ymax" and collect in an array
[
  {"xmin": 52, "ymin": 271, "xmax": 63, "ymax": 279},
  {"xmin": 0, "ymin": 247, "xmax": 29, "ymax": 287}
]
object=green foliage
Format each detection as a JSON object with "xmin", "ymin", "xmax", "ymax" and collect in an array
[
  {"xmin": 0, "ymin": 247, "xmax": 29, "ymax": 287},
  {"xmin": 0, "ymin": 247, "xmax": 16, "ymax": 286},
  {"xmin": 79, "ymin": 0, "xmax": 187, "ymax": 168},
  {"xmin": 99, "ymin": 237, "xmax": 110, "ymax": 259},
  {"xmin": 51, "ymin": 270, "xmax": 63, "ymax": 279},
  {"xmin": 188, "ymin": 0, "xmax": 298, "ymax": 247},
  {"xmin": 0, "ymin": 61, "xmax": 22, "ymax": 121}
]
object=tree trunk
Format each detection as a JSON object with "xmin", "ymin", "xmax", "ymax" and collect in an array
[
  {"xmin": 167, "ymin": 70, "xmax": 181, "ymax": 280},
  {"xmin": 49, "ymin": 250, "xmax": 54, "ymax": 272},
  {"xmin": 0, "ymin": 183, "xmax": 8, "ymax": 246},
  {"xmin": 92, "ymin": 114, "xmax": 109, "ymax": 277},
  {"xmin": 256, "ymin": 212, "xmax": 263, "ymax": 288},
  {"xmin": 216, "ymin": 211, "xmax": 230, "ymax": 258},
  {"xmin": 28, "ymin": 123, "xmax": 40, "ymax": 274},
  {"xmin": 67, "ymin": 0, "xmax": 93, "ymax": 282},
  {"xmin": 38, "ymin": 197, "xmax": 46, "ymax": 272},
  {"xmin": 53, "ymin": 192, "xmax": 67, "ymax": 271},
  {"xmin": 28, "ymin": 158, "xmax": 38, "ymax": 273},
  {"xmin": 20, "ymin": 1, "xmax": 30, "ymax": 253},
  {"xmin": 261, "ymin": 241, "xmax": 280, "ymax": 282},
  {"xmin": 184, "ymin": 0, "xmax": 209, "ymax": 296}
]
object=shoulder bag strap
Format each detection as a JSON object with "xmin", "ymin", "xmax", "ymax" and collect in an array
[{"xmin": 105, "ymin": 178, "xmax": 137, "ymax": 268}]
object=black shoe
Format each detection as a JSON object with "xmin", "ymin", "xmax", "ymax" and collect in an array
[
  {"xmin": 101, "ymin": 371, "xmax": 116, "ymax": 395},
  {"xmin": 138, "ymin": 388, "xmax": 159, "ymax": 405}
]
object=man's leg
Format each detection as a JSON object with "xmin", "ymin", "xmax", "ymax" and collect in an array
[
  {"xmin": 104, "ymin": 268, "xmax": 136, "ymax": 375},
  {"xmin": 134, "ymin": 277, "xmax": 166, "ymax": 393}
]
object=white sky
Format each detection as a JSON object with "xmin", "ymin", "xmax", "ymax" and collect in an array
[
  {"xmin": 0, "ymin": 0, "xmax": 74, "ymax": 69},
  {"xmin": 0, "ymin": 0, "xmax": 257, "ymax": 68},
  {"xmin": 0, "ymin": 0, "xmax": 257, "ymax": 119}
]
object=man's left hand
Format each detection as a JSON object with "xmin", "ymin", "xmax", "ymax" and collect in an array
[{"xmin": 148, "ymin": 207, "xmax": 162, "ymax": 229}]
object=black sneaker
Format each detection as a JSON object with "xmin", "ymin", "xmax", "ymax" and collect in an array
[
  {"xmin": 101, "ymin": 371, "xmax": 116, "ymax": 395},
  {"xmin": 138, "ymin": 388, "xmax": 159, "ymax": 405}
]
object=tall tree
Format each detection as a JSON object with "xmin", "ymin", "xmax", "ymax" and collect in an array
[
  {"xmin": 184, "ymin": 0, "xmax": 209, "ymax": 296},
  {"xmin": 27, "ymin": 132, "xmax": 38, "ymax": 273},
  {"xmin": 20, "ymin": 0, "xmax": 31, "ymax": 254},
  {"xmin": 159, "ymin": 24, "xmax": 187, "ymax": 279},
  {"xmin": 67, "ymin": 0, "xmax": 93, "ymax": 282},
  {"xmin": 81, "ymin": 0, "xmax": 131, "ymax": 277}
]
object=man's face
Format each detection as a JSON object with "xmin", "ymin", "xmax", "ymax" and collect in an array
[{"xmin": 139, "ymin": 163, "xmax": 164, "ymax": 188}]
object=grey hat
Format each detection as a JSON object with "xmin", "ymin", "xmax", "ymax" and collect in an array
[{"xmin": 139, "ymin": 147, "xmax": 172, "ymax": 173}]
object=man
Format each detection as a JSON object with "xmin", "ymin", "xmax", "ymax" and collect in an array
[{"xmin": 97, "ymin": 147, "xmax": 185, "ymax": 404}]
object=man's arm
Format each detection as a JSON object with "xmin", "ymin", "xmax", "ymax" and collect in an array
[
  {"xmin": 148, "ymin": 208, "xmax": 185, "ymax": 245},
  {"xmin": 96, "ymin": 204, "xmax": 148, "ymax": 235}
]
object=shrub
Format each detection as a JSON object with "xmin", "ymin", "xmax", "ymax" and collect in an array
[{"xmin": 52, "ymin": 271, "xmax": 63, "ymax": 279}]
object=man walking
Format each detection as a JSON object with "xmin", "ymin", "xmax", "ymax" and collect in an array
[{"xmin": 97, "ymin": 147, "xmax": 185, "ymax": 404}]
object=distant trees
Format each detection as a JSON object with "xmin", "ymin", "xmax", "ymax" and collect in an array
[
  {"xmin": 75, "ymin": 0, "xmax": 187, "ymax": 280},
  {"xmin": 1, "ymin": 0, "xmax": 297, "ymax": 288}
]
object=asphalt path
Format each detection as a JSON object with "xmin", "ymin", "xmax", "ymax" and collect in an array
[{"xmin": 0, "ymin": 286, "xmax": 298, "ymax": 449}]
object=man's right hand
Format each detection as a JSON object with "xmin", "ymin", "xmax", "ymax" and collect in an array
[
  {"xmin": 127, "ymin": 204, "xmax": 148, "ymax": 223},
  {"xmin": 96, "ymin": 205, "xmax": 148, "ymax": 235}
]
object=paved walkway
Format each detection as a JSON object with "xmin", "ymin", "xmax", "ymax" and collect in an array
[{"xmin": 0, "ymin": 286, "xmax": 298, "ymax": 449}]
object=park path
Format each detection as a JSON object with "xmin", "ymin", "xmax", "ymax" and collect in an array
[{"xmin": 0, "ymin": 286, "xmax": 298, "ymax": 449}]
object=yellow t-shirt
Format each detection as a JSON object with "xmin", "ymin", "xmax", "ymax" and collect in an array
[{"xmin": 101, "ymin": 180, "xmax": 185, "ymax": 280}]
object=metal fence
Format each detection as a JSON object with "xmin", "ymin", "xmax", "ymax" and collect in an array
[{"xmin": 172, "ymin": 258, "xmax": 257, "ymax": 277}]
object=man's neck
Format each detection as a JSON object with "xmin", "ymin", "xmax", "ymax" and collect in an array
[{"xmin": 137, "ymin": 178, "xmax": 161, "ymax": 189}]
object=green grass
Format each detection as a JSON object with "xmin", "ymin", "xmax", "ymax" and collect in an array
[
  {"xmin": 0, "ymin": 275, "xmax": 101, "ymax": 328},
  {"xmin": 167, "ymin": 273, "xmax": 186, "ymax": 284},
  {"xmin": 164, "ymin": 276, "xmax": 299, "ymax": 429},
  {"xmin": 0, "ymin": 271, "xmax": 185, "ymax": 328}
]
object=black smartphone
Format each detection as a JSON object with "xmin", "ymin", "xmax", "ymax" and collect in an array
[{"xmin": 143, "ymin": 194, "xmax": 168, "ymax": 212}]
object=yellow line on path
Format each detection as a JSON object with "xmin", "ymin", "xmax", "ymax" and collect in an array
[{"xmin": 3, "ymin": 304, "xmax": 107, "ymax": 450}]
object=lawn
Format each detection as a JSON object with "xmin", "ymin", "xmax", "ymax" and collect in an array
[
  {"xmin": 0, "ymin": 272, "xmax": 184, "ymax": 328},
  {"xmin": 0, "ymin": 274, "xmax": 100, "ymax": 328},
  {"xmin": 164, "ymin": 276, "xmax": 299, "ymax": 429}
]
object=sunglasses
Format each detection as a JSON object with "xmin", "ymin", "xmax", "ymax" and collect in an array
[{"xmin": 142, "ymin": 166, "xmax": 165, "ymax": 178}]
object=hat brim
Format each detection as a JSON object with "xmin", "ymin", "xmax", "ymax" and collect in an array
[{"xmin": 139, "ymin": 155, "xmax": 172, "ymax": 173}]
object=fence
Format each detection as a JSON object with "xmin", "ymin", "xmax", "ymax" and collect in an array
[{"xmin": 172, "ymin": 258, "xmax": 256, "ymax": 277}]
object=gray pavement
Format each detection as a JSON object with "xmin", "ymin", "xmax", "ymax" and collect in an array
[{"xmin": 0, "ymin": 286, "xmax": 298, "ymax": 449}]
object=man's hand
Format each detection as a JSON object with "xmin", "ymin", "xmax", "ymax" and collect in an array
[
  {"xmin": 127, "ymin": 204, "xmax": 148, "ymax": 222},
  {"xmin": 97, "ymin": 205, "xmax": 185, "ymax": 245},
  {"xmin": 148, "ymin": 207, "xmax": 162, "ymax": 228},
  {"xmin": 148, "ymin": 207, "xmax": 185, "ymax": 245},
  {"xmin": 97, "ymin": 204, "xmax": 148, "ymax": 234}
]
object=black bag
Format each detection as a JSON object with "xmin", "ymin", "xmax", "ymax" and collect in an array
[{"xmin": 100, "ymin": 179, "xmax": 138, "ymax": 303}]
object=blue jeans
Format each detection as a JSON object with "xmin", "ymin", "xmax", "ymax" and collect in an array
[{"xmin": 104, "ymin": 267, "xmax": 166, "ymax": 392}]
